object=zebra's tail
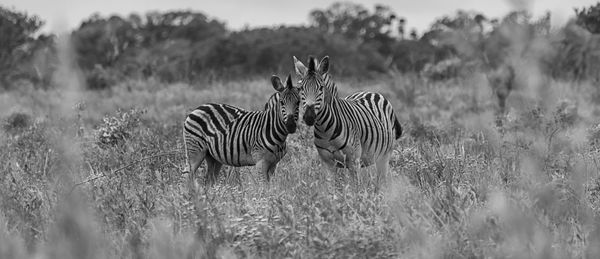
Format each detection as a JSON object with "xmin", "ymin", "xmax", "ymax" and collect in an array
[{"xmin": 393, "ymin": 115, "xmax": 402, "ymax": 140}]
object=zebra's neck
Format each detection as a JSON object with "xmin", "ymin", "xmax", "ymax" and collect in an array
[
  {"xmin": 313, "ymin": 95, "xmax": 343, "ymax": 134},
  {"xmin": 312, "ymin": 73, "xmax": 344, "ymax": 135},
  {"xmin": 257, "ymin": 106, "xmax": 288, "ymax": 150},
  {"xmin": 271, "ymin": 105, "xmax": 288, "ymax": 135},
  {"xmin": 313, "ymin": 73, "xmax": 338, "ymax": 128}
]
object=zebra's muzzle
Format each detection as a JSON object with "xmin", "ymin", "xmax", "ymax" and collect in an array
[
  {"xmin": 303, "ymin": 105, "xmax": 316, "ymax": 126},
  {"xmin": 285, "ymin": 116, "xmax": 297, "ymax": 133}
]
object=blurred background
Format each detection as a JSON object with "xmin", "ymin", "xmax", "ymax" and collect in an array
[{"xmin": 0, "ymin": 0, "xmax": 598, "ymax": 88}]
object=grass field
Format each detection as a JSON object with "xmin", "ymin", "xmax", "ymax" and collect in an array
[{"xmin": 2, "ymin": 69, "xmax": 600, "ymax": 258}]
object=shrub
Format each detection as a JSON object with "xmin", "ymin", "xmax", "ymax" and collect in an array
[
  {"xmin": 96, "ymin": 108, "xmax": 145, "ymax": 148},
  {"xmin": 85, "ymin": 65, "xmax": 116, "ymax": 90},
  {"xmin": 421, "ymin": 57, "xmax": 462, "ymax": 81},
  {"xmin": 2, "ymin": 112, "xmax": 32, "ymax": 135}
]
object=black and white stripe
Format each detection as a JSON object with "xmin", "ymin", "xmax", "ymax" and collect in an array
[
  {"xmin": 182, "ymin": 75, "xmax": 300, "ymax": 185},
  {"xmin": 294, "ymin": 56, "xmax": 402, "ymax": 190}
]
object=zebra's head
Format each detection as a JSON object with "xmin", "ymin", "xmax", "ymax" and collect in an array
[
  {"xmin": 271, "ymin": 74, "xmax": 300, "ymax": 134},
  {"xmin": 294, "ymin": 56, "xmax": 329, "ymax": 126}
]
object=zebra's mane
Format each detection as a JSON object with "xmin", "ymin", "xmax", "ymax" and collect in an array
[{"xmin": 322, "ymin": 72, "xmax": 339, "ymax": 101}]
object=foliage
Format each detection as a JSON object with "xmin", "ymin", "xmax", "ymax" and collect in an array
[
  {"xmin": 391, "ymin": 38, "xmax": 449, "ymax": 73},
  {"xmin": 419, "ymin": 7, "xmax": 600, "ymax": 83},
  {"xmin": 310, "ymin": 3, "xmax": 398, "ymax": 52},
  {"xmin": 85, "ymin": 65, "xmax": 116, "ymax": 90},
  {"xmin": 308, "ymin": 3, "xmax": 442, "ymax": 73},
  {"xmin": 420, "ymin": 57, "xmax": 461, "ymax": 80},
  {"xmin": 423, "ymin": 10, "xmax": 550, "ymax": 71},
  {"xmin": 575, "ymin": 2, "xmax": 600, "ymax": 34},
  {"xmin": 2, "ymin": 2, "xmax": 600, "ymax": 88},
  {"xmin": 0, "ymin": 6, "xmax": 54, "ymax": 88},
  {"xmin": 551, "ymin": 21, "xmax": 600, "ymax": 81},
  {"xmin": 206, "ymin": 26, "xmax": 390, "ymax": 77},
  {"xmin": 70, "ymin": 11, "xmax": 227, "ymax": 84},
  {"xmin": 70, "ymin": 15, "xmax": 139, "ymax": 71},
  {"xmin": 96, "ymin": 108, "xmax": 145, "ymax": 148},
  {"xmin": 63, "ymin": 2, "xmax": 440, "ymax": 82},
  {"xmin": 2, "ymin": 111, "xmax": 32, "ymax": 135}
]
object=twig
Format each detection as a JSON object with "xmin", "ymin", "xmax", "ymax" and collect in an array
[
  {"xmin": 43, "ymin": 149, "xmax": 50, "ymax": 178},
  {"xmin": 68, "ymin": 150, "xmax": 183, "ymax": 195},
  {"xmin": 166, "ymin": 157, "xmax": 183, "ymax": 173}
]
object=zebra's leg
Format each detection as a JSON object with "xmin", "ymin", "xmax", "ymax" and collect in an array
[
  {"xmin": 205, "ymin": 155, "xmax": 223, "ymax": 186},
  {"xmin": 328, "ymin": 163, "xmax": 344, "ymax": 194},
  {"xmin": 375, "ymin": 152, "xmax": 391, "ymax": 193},
  {"xmin": 186, "ymin": 150, "xmax": 206, "ymax": 194},
  {"xmin": 260, "ymin": 159, "xmax": 278, "ymax": 184},
  {"xmin": 342, "ymin": 142, "xmax": 362, "ymax": 191},
  {"xmin": 183, "ymin": 130, "xmax": 206, "ymax": 193},
  {"xmin": 345, "ymin": 156, "xmax": 361, "ymax": 191},
  {"xmin": 182, "ymin": 130, "xmax": 193, "ymax": 174},
  {"xmin": 316, "ymin": 148, "xmax": 344, "ymax": 192},
  {"xmin": 266, "ymin": 162, "xmax": 278, "ymax": 183}
]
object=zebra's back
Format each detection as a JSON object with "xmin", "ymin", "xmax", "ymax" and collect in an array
[
  {"xmin": 183, "ymin": 103, "xmax": 249, "ymax": 168},
  {"xmin": 209, "ymin": 108, "xmax": 289, "ymax": 167},
  {"xmin": 339, "ymin": 92, "xmax": 398, "ymax": 163},
  {"xmin": 340, "ymin": 91, "xmax": 400, "ymax": 191},
  {"xmin": 184, "ymin": 103, "xmax": 248, "ymax": 142},
  {"xmin": 345, "ymin": 91, "xmax": 401, "ymax": 140}
]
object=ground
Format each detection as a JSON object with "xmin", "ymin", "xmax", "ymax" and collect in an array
[{"xmin": 1, "ymin": 72, "xmax": 600, "ymax": 258}]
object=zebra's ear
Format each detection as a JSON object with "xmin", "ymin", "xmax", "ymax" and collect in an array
[
  {"xmin": 285, "ymin": 74, "xmax": 294, "ymax": 89},
  {"xmin": 294, "ymin": 56, "xmax": 307, "ymax": 77},
  {"xmin": 308, "ymin": 56, "xmax": 317, "ymax": 73},
  {"xmin": 271, "ymin": 75, "xmax": 284, "ymax": 92},
  {"xmin": 318, "ymin": 56, "xmax": 329, "ymax": 74}
]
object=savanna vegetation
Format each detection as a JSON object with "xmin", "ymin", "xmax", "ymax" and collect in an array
[{"xmin": 3, "ymin": 1, "xmax": 600, "ymax": 258}]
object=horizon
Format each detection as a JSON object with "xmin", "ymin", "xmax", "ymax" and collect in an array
[{"xmin": 1, "ymin": 0, "xmax": 597, "ymax": 35}]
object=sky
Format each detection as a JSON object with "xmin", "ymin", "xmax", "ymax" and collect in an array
[{"xmin": 1, "ymin": 0, "xmax": 598, "ymax": 34}]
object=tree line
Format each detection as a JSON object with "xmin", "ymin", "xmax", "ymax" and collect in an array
[{"xmin": 1, "ymin": 2, "xmax": 600, "ymax": 90}]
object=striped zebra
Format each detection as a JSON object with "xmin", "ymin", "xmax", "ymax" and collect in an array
[
  {"xmin": 293, "ymin": 56, "xmax": 402, "ymax": 191},
  {"xmin": 182, "ymin": 75, "xmax": 300, "ymax": 186}
]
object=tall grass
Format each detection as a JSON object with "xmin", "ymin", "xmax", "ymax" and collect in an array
[{"xmin": 1, "ymin": 72, "xmax": 600, "ymax": 258}]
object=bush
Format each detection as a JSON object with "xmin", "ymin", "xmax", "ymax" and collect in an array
[
  {"xmin": 0, "ymin": 6, "xmax": 46, "ymax": 87},
  {"xmin": 85, "ymin": 65, "xmax": 116, "ymax": 90},
  {"xmin": 2, "ymin": 112, "xmax": 32, "ymax": 135},
  {"xmin": 575, "ymin": 2, "xmax": 600, "ymax": 34},
  {"xmin": 96, "ymin": 108, "xmax": 145, "ymax": 148},
  {"xmin": 421, "ymin": 57, "xmax": 462, "ymax": 81}
]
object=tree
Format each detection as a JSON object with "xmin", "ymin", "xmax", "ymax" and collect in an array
[
  {"xmin": 71, "ymin": 15, "xmax": 139, "ymax": 70},
  {"xmin": 70, "ymin": 11, "xmax": 227, "ymax": 84},
  {"xmin": 427, "ymin": 10, "xmax": 488, "ymax": 63},
  {"xmin": 11, "ymin": 34, "xmax": 57, "ymax": 87},
  {"xmin": 202, "ymin": 26, "xmax": 387, "ymax": 78},
  {"xmin": 0, "ymin": 6, "xmax": 45, "ymax": 86},
  {"xmin": 141, "ymin": 11, "xmax": 226, "ymax": 46},
  {"xmin": 309, "ymin": 2, "xmax": 399, "ymax": 55},
  {"xmin": 551, "ymin": 21, "xmax": 600, "ymax": 81},
  {"xmin": 575, "ymin": 2, "xmax": 600, "ymax": 34},
  {"xmin": 420, "ymin": 10, "xmax": 552, "ymax": 75}
]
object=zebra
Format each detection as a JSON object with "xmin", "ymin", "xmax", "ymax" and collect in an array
[
  {"xmin": 293, "ymin": 56, "xmax": 402, "ymax": 191},
  {"xmin": 182, "ymin": 75, "xmax": 300, "ymax": 187}
]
